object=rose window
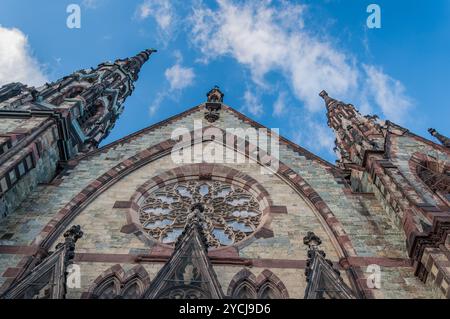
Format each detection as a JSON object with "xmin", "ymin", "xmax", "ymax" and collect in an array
[{"xmin": 138, "ymin": 180, "xmax": 262, "ymax": 248}]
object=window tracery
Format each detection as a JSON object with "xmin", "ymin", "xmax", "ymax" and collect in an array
[{"xmin": 138, "ymin": 180, "xmax": 262, "ymax": 248}]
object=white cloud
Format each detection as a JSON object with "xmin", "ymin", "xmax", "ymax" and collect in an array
[
  {"xmin": 138, "ymin": 2, "xmax": 152, "ymax": 19},
  {"xmin": 188, "ymin": 0, "xmax": 414, "ymax": 153},
  {"xmin": 291, "ymin": 116, "xmax": 335, "ymax": 156},
  {"xmin": 243, "ymin": 90, "xmax": 264, "ymax": 117},
  {"xmin": 273, "ymin": 91, "xmax": 286, "ymax": 116},
  {"xmin": 149, "ymin": 52, "xmax": 195, "ymax": 116},
  {"xmin": 165, "ymin": 64, "xmax": 195, "ymax": 90},
  {"xmin": 363, "ymin": 64, "xmax": 412, "ymax": 123},
  {"xmin": 0, "ymin": 26, "xmax": 47, "ymax": 87},
  {"xmin": 189, "ymin": 0, "xmax": 357, "ymax": 112},
  {"xmin": 148, "ymin": 95, "xmax": 163, "ymax": 116},
  {"xmin": 136, "ymin": 0, "xmax": 175, "ymax": 43}
]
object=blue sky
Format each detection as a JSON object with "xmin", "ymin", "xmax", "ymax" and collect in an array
[{"xmin": 0, "ymin": 0, "xmax": 449, "ymax": 163}]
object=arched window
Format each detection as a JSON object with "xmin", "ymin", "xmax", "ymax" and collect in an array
[
  {"xmin": 121, "ymin": 281, "xmax": 143, "ymax": 299},
  {"xmin": 66, "ymin": 86, "xmax": 85, "ymax": 99},
  {"xmin": 257, "ymin": 282, "xmax": 282, "ymax": 299},
  {"xmin": 80, "ymin": 100, "xmax": 105, "ymax": 128},
  {"xmin": 86, "ymin": 265, "xmax": 150, "ymax": 299},
  {"xmin": 94, "ymin": 277, "xmax": 120, "ymax": 299},
  {"xmin": 255, "ymin": 270, "xmax": 289, "ymax": 299}
]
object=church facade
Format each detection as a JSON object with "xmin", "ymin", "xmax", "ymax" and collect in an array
[{"xmin": 0, "ymin": 50, "xmax": 448, "ymax": 299}]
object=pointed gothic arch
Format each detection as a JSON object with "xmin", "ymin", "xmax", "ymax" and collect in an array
[
  {"xmin": 120, "ymin": 265, "xmax": 151, "ymax": 299},
  {"xmin": 227, "ymin": 268, "xmax": 257, "ymax": 299},
  {"xmin": 83, "ymin": 264, "xmax": 150, "ymax": 299},
  {"xmin": 95, "ymin": 277, "xmax": 121, "ymax": 299},
  {"xmin": 120, "ymin": 280, "xmax": 143, "ymax": 299},
  {"xmin": 228, "ymin": 268, "xmax": 288, "ymax": 299},
  {"xmin": 256, "ymin": 269, "xmax": 289, "ymax": 299},
  {"xmin": 232, "ymin": 281, "xmax": 257, "ymax": 299}
]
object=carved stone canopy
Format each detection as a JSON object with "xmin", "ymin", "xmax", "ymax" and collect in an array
[
  {"xmin": 303, "ymin": 232, "xmax": 356, "ymax": 299},
  {"xmin": 1, "ymin": 225, "xmax": 83, "ymax": 299},
  {"xmin": 144, "ymin": 205, "xmax": 224, "ymax": 299}
]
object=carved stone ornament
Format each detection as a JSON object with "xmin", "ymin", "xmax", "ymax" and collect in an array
[
  {"xmin": 303, "ymin": 232, "xmax": 356, "ymax": 299},
  {"xmin": 138, "ymin": 180, "xmax": 262, "ymax": 248}
]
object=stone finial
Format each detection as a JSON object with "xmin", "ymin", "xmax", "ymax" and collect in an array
[
  {"xmin": 319, "ymin": 90, "xmax": 328, "ymax": 99},
  {"xmin": 204, "ymin": 86, "xmax": 223, "ymax": 123},
  {"xmin": 174, "ymin": 203, "xmax": 210, "ymax": 251},
  {"xmin": 63, "ymin": 225, "xmax": 84, "ymax": 243},
  {"xmin": 206, "ymin": 86, "xmax": 224, "ymax": 103},
  {"xmin": 303, "ymin": 231, "xmax": 322, "ymax": 248}
]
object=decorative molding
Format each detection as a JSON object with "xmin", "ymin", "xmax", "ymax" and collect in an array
[
  {"xmin": 303, "ymin": 231, "xmax": 357, "ymax": 299},
  {"xmin": 227, "ymin": 268, "xmax": 289, "ymax": 299},
  {"xmin": 143, "ymin": 204, "xmax": 224, "ymax": 299},
  {"xmin": 124, "ymin": 163, "xmax": 274, "ymax": 251},
  {"xmin": 82, "ymin": 264, "xmax": 151, "ymax": 299}
]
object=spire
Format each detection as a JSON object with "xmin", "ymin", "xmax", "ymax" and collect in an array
[
  {"xmin": 428, "ymin": 128, "xmax": 450, "ymax": 148},
  {"xmin": 0, "ymin": 49, "xmax": 156, "ymax": 158},
  {"xmin": 319, "ymin": 90, "xmax": 336, "ymax": 110},
  {"xmin": 320, "ymin": 90, "xmax": 385, "ymax": 167},
  {"xmin": 144, "ymin": 203, "xmax": 224, "ymax": 299},
  {"xmin": 114, "ymin": 49, "xmax": 157, "ymax": 81}
]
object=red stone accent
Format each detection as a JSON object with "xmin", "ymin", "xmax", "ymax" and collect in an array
[
  {"xmin": 254, "ymin": 226, "xmax": 274, "ymax": 239},
  {"xmin": 113, "ymin": 201, "xmax": 132, "ymax": 209},
  {"xmin": 148, "ymin": 245, "xmax": 173, "ymax": 257},
  {"xmin": 119, "ymin": 223, "xmax": 139, "ymax": 234},
  {"xmin": 74, "ymin": 253, "xmax": 136, "ymax": 263},
  {"xmin": 2, "ymin": 268, "xmax": 20, "ymax": 278},
  {"xmin": 267, "ymin": 206, "xmax": 288, "ymax": 214},
  {"xmin": 0, "ymin": 245, "xmax": 38, "ymax": 255}
]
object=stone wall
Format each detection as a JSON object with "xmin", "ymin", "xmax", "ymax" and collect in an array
[
  {"xmin": 0, "ymin": 105, "xmax": 441, "ymax": 298},
  {"xmin": 0, "ymin": 117, "xmax": 60, "ymax": 219}
]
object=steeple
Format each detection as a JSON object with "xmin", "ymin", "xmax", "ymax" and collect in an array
[
  {"xmin": 0, "ymin": 49, "xmax": 156, "ymax": 157},
  {"xmin": 320, "ymin": 90, "xmax": 385, "ymax": 167},
  {"xmin": 113, "ymin": 49, "xmax": 156, "ymax": 82},
  {"xmin": 428, "ymin": 128, "xmax": 450, "ymax": 148},
  {"xmin": 144, "ymin": 203, "xmax": 224, "ymax": 299},
  {"xmin": 0, "ymin": 49, "xmax": 155, "ymax": 219}
]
